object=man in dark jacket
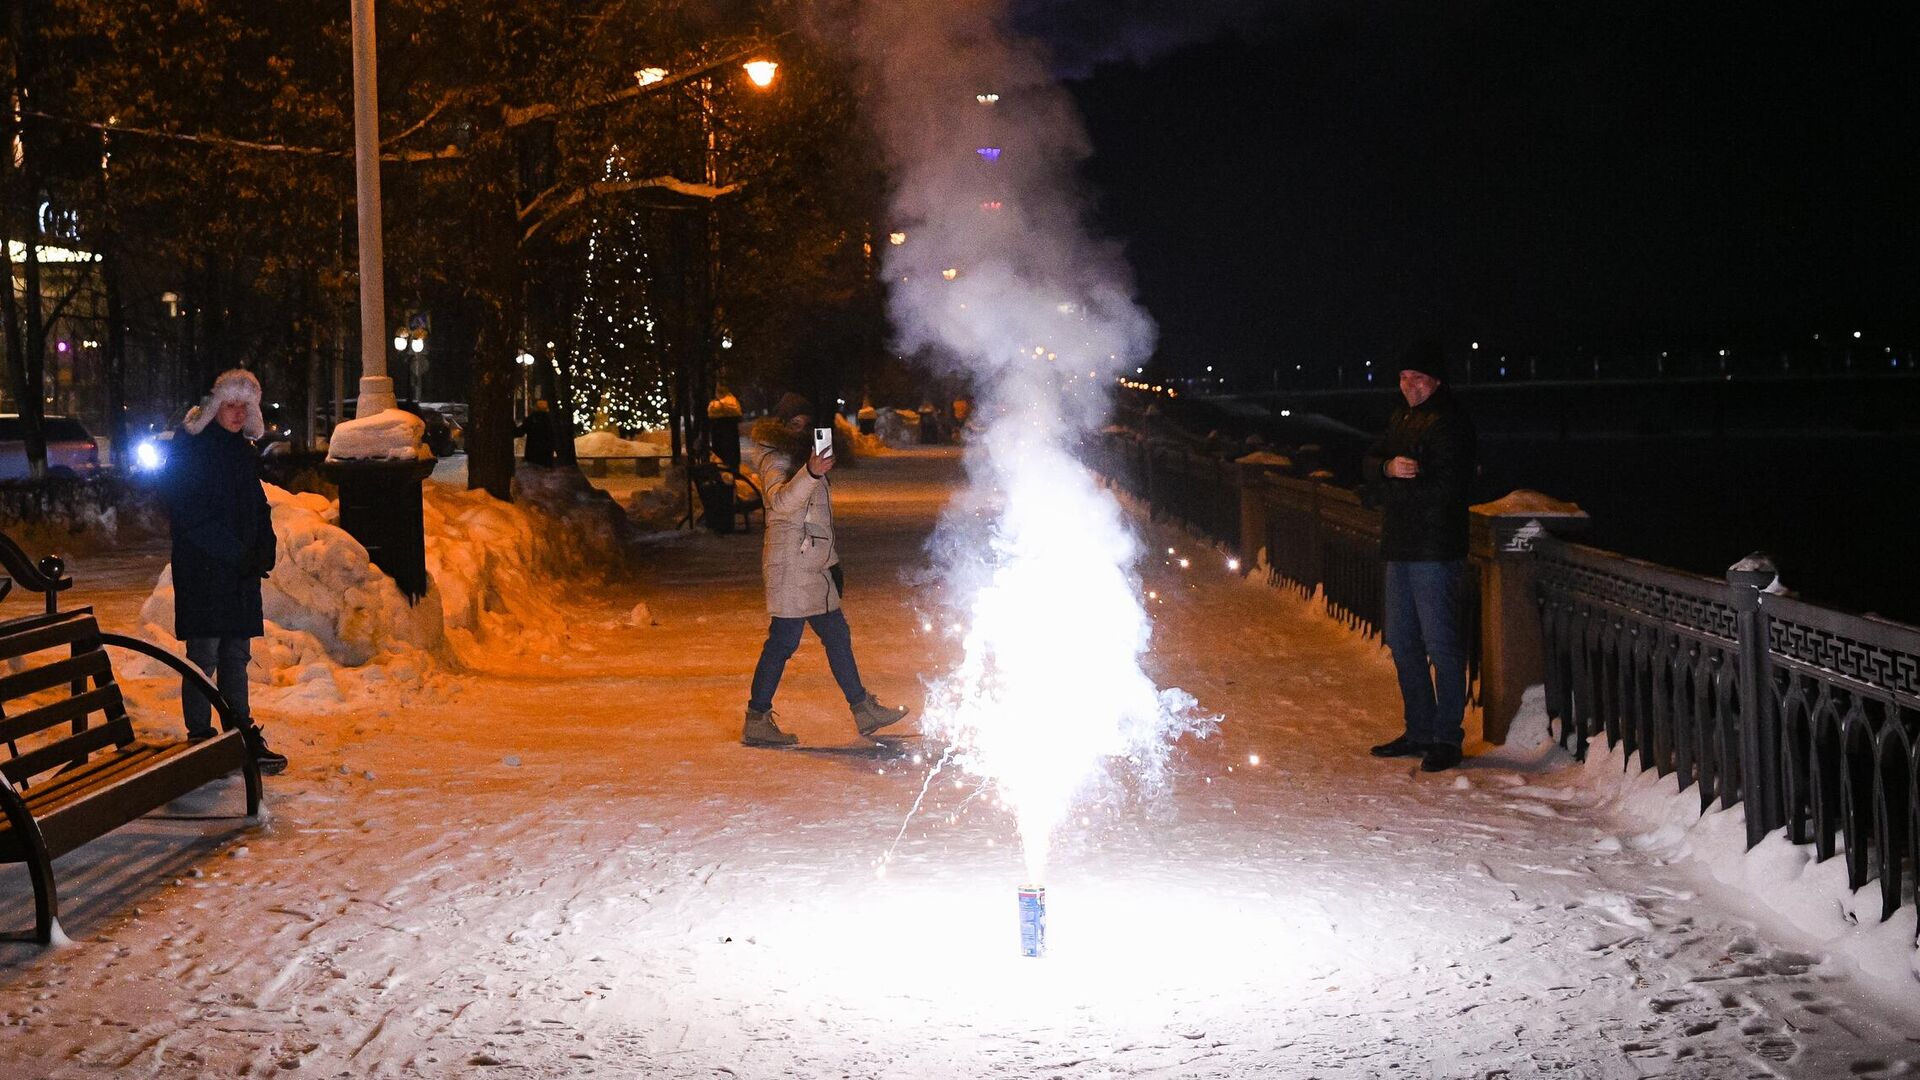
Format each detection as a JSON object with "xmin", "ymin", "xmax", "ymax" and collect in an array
[
  {"xmin": 1362, "ymin": 341, "xmax": 1477, "ymax": 772},
  {"xmin": 164, "ymin": 369, "xmax": 288, "ymax": 774},
  {"xmin": 516, "ymin": 398, "xmax": 558, "ymax": 467}
]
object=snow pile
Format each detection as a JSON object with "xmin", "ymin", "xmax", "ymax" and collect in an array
[
  {"xmin": 1534, "ymin": 688, "xmax": 1920, "ymax": 1002},
  {"xmin": 834, "ymin": 411, "xmax": 886, "ymax": 456},
  {"xmin": 325, "ymin": 408, "xmax": 428, "ymax": 461},
  {"xmin": 1235, "ymin": 451, "xmax": 1294, "ymax": 468},
  {"xmin": 574, "ymin": 430, "xmax": 669, "ymax": 458},
  {"xmin": 510, "ymin": 465, "xmax": 646, "ymax": 580},
  {"xmin": 1471, "ymin": 489, "xmax": 1586, "ymax": 516},
  {"xmin": 138, "ymin": 476, "xmax": 637, "ymax": 702}
]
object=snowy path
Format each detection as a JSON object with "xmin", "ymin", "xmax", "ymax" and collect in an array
[{"xmin": 2, "ymin": 448, "xmax": 1916, "ymax": 1078}]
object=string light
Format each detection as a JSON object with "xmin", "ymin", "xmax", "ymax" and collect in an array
[{"xmin": 568, "ymin": 148, "xmax": 671, "ymax": 431}]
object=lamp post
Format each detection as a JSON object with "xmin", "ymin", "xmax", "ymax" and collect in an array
[
  {"xmin": 349, "ymin": 0, "xmax": 396, "ymax": 414},
  {"xmin": 327, "ymin": 0, "xmax": 431, "ymax": 604}
]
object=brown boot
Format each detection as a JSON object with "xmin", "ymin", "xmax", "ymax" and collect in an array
[
  {"xmin": 851, "ymin": 695, "xmax": 909, "ymax": 737},
  {"xmin": 742, "ymin": 708, "xmax": 798, "ymax": 747}
]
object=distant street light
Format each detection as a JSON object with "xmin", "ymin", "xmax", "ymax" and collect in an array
[{"xmin": 743, "ymin": 60, "xmax": 779, "ymax": 88}]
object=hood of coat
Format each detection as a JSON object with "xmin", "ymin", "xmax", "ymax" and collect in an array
[{"xmin": 749, "ymin": 417, "xmax": 809, "ymax": 460}]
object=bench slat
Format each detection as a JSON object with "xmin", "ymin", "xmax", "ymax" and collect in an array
[
  {"xmin": 0, "ymin": 610, "xmax": 100, "ymax": 660},
  {"xmin": 1, "ymin": 735, "xmax": 251, "ymax": 862},
  {"xmin": 0, "ymin": 684, "xmax": 125, "ymax": 747},
  {"xmin": 1, "ymin": 715, "xmax": 134, "ymax": 787},
  {"xmin": 18, "ymin": 737, "xmax": 165, "ymax": 813},
  {"xmin": 0, "ymin": 648, "xmax": 113, "ymax": 707}
]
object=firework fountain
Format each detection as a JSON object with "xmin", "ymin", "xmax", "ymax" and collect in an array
[{"xmin": 852, "ymin": 1, "xmax": 1218, "ymax": 949}]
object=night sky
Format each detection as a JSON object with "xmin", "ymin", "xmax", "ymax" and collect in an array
[{"xmin": 1021, "ymin": 1, "xmax": 1920, "ymax": 379}]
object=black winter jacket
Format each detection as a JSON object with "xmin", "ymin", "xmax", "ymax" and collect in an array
[
  {"xmin": 1362, "ymin": 385, "xmax": 1477, "ymax": 561},
  {"xmin": 164, "ymin": 424, "xmax": 276, "ymax": 639}
]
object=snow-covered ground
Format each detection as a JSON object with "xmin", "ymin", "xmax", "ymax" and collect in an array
[{"xmin": 2, "ymin": 448, "xmax": 1916, "ymax": 1078}]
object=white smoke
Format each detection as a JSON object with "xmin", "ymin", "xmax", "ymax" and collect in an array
[{"xmin": 851, "ymin": 0, "xmax": 1217, "ymax": 881}]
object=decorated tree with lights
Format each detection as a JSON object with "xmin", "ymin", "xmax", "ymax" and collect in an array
[{"xmin": 564, "ymin": 152, "xmax": 672, "ymax": 433}]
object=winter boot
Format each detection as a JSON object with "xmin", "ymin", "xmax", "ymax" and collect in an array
[
  {"xmin": 742, "ymin": 708, "xmax": 798, "ymax": 747},
  {"xmin": 243, "ymin": 725, "xmax": 289, "ymax": 776},
  {"xmin": 851, "ymin": 695, "xmax": 909, "ymax": 737}
]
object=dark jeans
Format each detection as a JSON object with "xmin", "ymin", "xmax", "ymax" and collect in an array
[
  {"xmin": 1383, "ymin": 559, "xmax": 1468, "ymax": 749},
  {"xmin": 183, "ymin": 635, "xmax": 252, "ymax": 739},
  {"xmin": 749, "ymin": 609, "xmax": 866, "ymax": 714}
]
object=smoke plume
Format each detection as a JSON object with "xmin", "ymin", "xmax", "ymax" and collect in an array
[{"xmin": 849, "ymin": 0, "xmax": 1217, "ymax": 881}]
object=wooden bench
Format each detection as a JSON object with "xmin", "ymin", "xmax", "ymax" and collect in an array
[
  {"xmin": 0, "ymin": 536, "xmax": 262, "ymax": 944},
  {"xmin": 576, "ymin": 453, "xmax": 665, "ymax": 478}
]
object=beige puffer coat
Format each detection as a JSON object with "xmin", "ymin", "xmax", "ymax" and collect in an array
[{"xmin": 747, "ymin": 418, "xmax": 840, "ymax": 618}]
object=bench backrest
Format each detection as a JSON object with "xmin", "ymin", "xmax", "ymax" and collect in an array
[{"xmin": 0, "ymin": 607, "xmax": 134, "ymax": 787}]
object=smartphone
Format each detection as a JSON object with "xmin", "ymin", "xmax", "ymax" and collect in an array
[{"xmin": 813, "ymin": 427, "xmax": 834, "ymax": 457}]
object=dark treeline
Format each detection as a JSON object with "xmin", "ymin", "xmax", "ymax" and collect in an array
[{"xmin": 3, "ymin": 0, "xmax": 901, "ymax": 498}]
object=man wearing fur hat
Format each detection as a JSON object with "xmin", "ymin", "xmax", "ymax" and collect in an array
[
  {"xmin": 740, "ymin": 392, "xmax": 910, "ymax": 747},
  {"xmin": 164, "ymin": 368, "xmax": 288, "ymax": 774},
  {"xmin": 1363, "ymin": 341, "xmax": 1477, "ymax": 773}
]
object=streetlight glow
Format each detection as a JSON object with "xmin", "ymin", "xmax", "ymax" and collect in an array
[
  {"xmin": 635, "ymin": 67, "xmax": 668, "ymax": 87},
  {"xmin": 409, "ymin": 336, "xmax": 424, "ymax": 353},
  {"xmin": 743, "ymin": 60, "xmax": 779, "ymax": 88},
  {"xmin": 889, "ymin": 231, "xmax": 908, "ymax": 245},
  {"xmin": 393, "ymin": 332, "xmax": 408, "ymax": 352}
]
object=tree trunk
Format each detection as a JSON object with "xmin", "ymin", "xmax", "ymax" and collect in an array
[{"xmin": 465, "ymin": 285, "xmax": 518, "ymax": 500}]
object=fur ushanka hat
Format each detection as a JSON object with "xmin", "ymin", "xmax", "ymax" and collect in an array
[{"xmin": 183, "ymin": 368, "xmax": 266, "ymax": 439}]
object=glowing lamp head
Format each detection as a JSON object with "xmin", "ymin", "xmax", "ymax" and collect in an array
[
  {"xmin": 393, "ymin": 333, "xmax": 409, "ymax": 351},
  {"xmin": 889, "ymin": 231, "xmax": 908, "ymax": 246},
  {"xmin": 942, "ymin": 268, "xmax": 959, "ymax": 281},
  {"xmin": 635, "ymin": 67, "xmax": 668, "ymax": 87},
  {"xmin": 743, "ymin": 60, "xmax": 779, "ymax": 88},
  {"xmin": 409, "ymin": 336, "xmax": 425, "ymax": 353},
  {"xmin": 134, "ymin": 439, "xmax": 163, "ymax": 472}
]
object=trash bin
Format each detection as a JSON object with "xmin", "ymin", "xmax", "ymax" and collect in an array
[{"xmin": 324, "ymin": 457, "xmax": 437, "ymax": 601}]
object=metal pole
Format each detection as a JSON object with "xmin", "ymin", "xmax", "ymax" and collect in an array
[{"xmin": 350, "ymin": 0, "xmax": 396, "ymax": 414}]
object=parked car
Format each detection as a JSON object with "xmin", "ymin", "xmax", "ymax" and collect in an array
[{"xmin": 0, "ymin": 414, "xmax": 104, "ymax": 480}]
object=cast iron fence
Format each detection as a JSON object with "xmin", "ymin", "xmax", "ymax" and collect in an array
[
  {"xmin": 1090, "ymin": 430, "xmax": 1920, "ymax": 933},
  {"xmin": 1089, "ymin": 433, "xmax": 1479, "ymax": 692},
  {"xmin": 1536, "ymin": 536, "xmax": 1920, "ymax": 924}
]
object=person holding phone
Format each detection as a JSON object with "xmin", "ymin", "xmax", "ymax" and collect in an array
[{"xmin": 739, "ymin": 392, "xmax": 910, "ymax": 746}]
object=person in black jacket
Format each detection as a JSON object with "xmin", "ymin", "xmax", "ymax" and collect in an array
[
  {"xmin": 164, "ymin": 369, "xmax": 288, "ymax": 774},
  {"xmin": 1362, "ymin": 341, "xmax": 1477, "ymax": 772},
  {"xmin": 516, "ymin": 398, "xmax": 558, "ymax": 467}
]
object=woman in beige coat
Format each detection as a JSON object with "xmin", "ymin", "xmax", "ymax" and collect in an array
[{"xmin": 742, "ymin": 394, "xmax": 909, "ymax": 746}]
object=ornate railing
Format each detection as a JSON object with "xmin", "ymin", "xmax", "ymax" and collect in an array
[
  {"xmin": 1087, "ymin": 433, "xmax": 1483, "ymax": 707},
  {"xmin": 1092, "ymin": 429, "xmax": 1920, "ymax": 932},
  {"xmin": 1535, "ymin": 536, "xmax": 1920, "ymax": 925}
]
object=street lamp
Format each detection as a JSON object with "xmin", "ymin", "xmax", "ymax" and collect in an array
[{"xmin": 743, "ymin": 60, "xmax": 779, "ymax": 88}]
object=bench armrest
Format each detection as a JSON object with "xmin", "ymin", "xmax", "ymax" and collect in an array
[{"xmin": 94, "ymin": 632, "xmax": 247, "ymax": 733}]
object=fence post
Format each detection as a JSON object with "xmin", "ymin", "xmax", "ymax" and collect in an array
[
  {"xmin": 1472, "ymin": 508, "xmax": 1589, "ymax": 743},
  {"xmin": 1728, "ymin": 553, "xmax": 1782, "ymax": 848},
  {"xmin": 1239, "ymin": 468, "xmax": 1267, "ymax": 571}
]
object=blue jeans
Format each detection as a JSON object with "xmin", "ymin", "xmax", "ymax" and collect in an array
[
  {"xmin": 749, "ymin": 609, "xmax": 867, "ymax": 713},
  {"xmin": 1383, "ymin": 560, "xmax": 1468, "ymax": 749},
  {"xmin": 183, "ymin": 636, "xmax": 252, "ymax": 739}
]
